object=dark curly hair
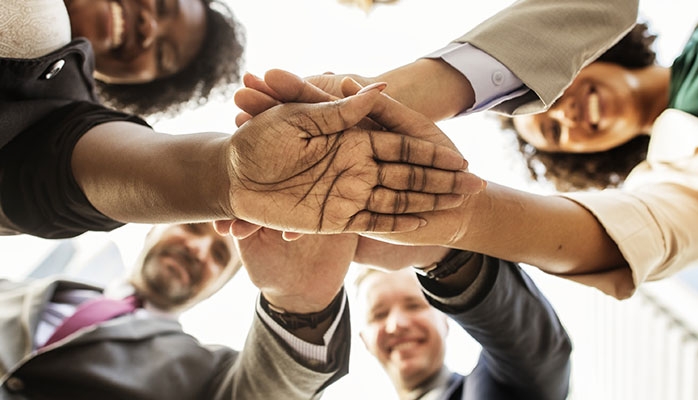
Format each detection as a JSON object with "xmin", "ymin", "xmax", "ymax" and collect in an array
[
  {"xmin": 504, "ymin": 22, "xmax": 658, "ymax": 191},
  {"xmin": 95, "ymin": 0, "xmax": 245, "ymax": 118}
]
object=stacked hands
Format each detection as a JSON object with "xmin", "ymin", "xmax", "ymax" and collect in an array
[
  {"xmin": 226, "ymin": 70, "xmax": 478, "ymax": 311},
  {"xmin": 218, "ymin": 69, "xmax": 485, "ymax": 242}
]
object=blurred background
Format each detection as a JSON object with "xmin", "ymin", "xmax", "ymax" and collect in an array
[{"xmin": 2, "ymin": 0, "xmax": 698, "ymax": 398}]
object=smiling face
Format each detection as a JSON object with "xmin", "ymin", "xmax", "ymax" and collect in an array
[
  {"xmin": 136, "ymin": 223, "xmax": 238, "ymax": 310},
  {"xmin": 65, "ymin": 0, "xmax": 206, "ymax": 84},
  {"xmin": 358, "ymin": 269, "xmax": 448, "ymax": 391},
  {"xmin": 513, "ymin": 61, "xmax": 647, "ymax": 153}
]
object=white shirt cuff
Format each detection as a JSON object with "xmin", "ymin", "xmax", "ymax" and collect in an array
[{"xmin": 424, "ymin": 42, "xmax": 527, "ymax": 115}]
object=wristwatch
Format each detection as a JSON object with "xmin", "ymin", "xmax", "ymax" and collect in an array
[
  {"xmin": 259, "ymin": 289, "xmax": 344, "ymax": 330},
  {"xmin": 413, "ymin": 249, "xmax": 476, "ymax": 280}
]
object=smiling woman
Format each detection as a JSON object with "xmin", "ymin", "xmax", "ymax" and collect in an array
[
  {"xmin": 82, "ymin": 0, "xmax": 245, "ymax": 116},
  {"xmin": 507, "ymin": 22, "xmax": 664, "ymax": 190}
]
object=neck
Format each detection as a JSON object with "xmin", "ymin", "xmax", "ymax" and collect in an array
[{"xmin": 633, "ymin": 65, "xmax": 671, "ymax": 133}]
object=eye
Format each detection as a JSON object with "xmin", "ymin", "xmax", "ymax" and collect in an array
[
  {"xmin": 369, "ymin": 310, "xmax": 388, "ymax": 322},
  {"xmin": 183, "ymin": 223, "xmax": 205, "ymax": 234},
  {"xmin": 548, "ymin": 120, "xmax": 562, "ymax": 145},
  {"xmin": 156, "ymin": 0, "xmax": 167, "ymax": 16},
  {"xmin": 211, "ymin": 241, "xmax": 231, "ymax": 267},
  {"xmin": 156, "ymin": 41, "xmax": 177, "ymax": 76}
]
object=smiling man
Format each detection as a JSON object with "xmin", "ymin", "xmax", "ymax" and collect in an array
[
  {"xmin": 354, "ymin": 245, "xmax": 572, "ymax": 400},
  {"xmin": 0, "ymin": 222, "xmax": 354, "ymax": 399}
]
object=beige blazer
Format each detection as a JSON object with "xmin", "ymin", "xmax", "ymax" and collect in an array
[{"xmin": 456, "ymin": 0, "xmax": 638, "ymax": 115}]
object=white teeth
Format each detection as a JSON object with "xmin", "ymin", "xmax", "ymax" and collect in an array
[
  {"xmin": 588, "ymin": 92, "xmax": 600, "ymax": 125},
  {"xmin": 392, "ymin": 342, "xmax": 417, "ymax": 352},
  {"xmin": 110, "ymin": 2, "xmax": 125, "ymax": 49}
]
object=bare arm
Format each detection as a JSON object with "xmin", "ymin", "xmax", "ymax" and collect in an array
[
  {"xmin": 71, "ymin": 89, "xmax": 483, "ymax": 235},
  {"xmin": 233, "ymin": 70, "xmax": 627, "ymax": 296}
]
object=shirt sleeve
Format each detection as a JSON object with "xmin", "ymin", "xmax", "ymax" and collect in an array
[
  {"xmin": 560, "ymin": 110, "xmax": 698, "ymax": 299},
  {"xmin": 0, "ymin": 101, "xmax": 150, "ymax": 239},
  {"xmin": 424, "ymin": 42, "xmax": 528, "ymax": 115},
  {"xmin": 256, "ymin": 290, "xmax": 347, "ymax": 366}
]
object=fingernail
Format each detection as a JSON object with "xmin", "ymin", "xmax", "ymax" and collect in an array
[
  {"xmin": 357, "ymin": 81, "xmax": 387, "ymax": 94},
  {"xmin": 418, "ymin": 218, "xmax": 427, "ymax": 227}
]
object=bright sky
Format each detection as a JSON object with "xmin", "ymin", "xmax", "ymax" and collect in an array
[{"xmin": 2, "ymin": 0, "xmax": 697, "ymax": 399}]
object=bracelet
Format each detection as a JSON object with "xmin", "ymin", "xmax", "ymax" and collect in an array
[
  {"xmin": 260, "ymin": 289, "xmax": 344, "ymax": 330},
  {"xmin": 413, "ymin": 249, "xmax": 476, "ymax": 280}
]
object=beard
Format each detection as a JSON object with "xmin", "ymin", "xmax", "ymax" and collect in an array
[{"xmin": 139, "ymin": 244, "xmax": 204, "ymax": 308}]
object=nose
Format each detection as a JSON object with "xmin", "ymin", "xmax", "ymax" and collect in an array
[
  {"xmin": 185, "ymin": 236, "xmax": 215, "ymax": 265},
  {"xmin": 138, "ymin": 8, "xmax": 158, "ymax": 49},
  {"xmin": 549, "ymin": 97, "xmax": 579, "ymax": 127},
  {"xmin": 384, "ymin": 309, "xmax": 410, "ymax": 334}
]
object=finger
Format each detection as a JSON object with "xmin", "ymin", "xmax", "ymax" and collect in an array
[
  {"xmin": 284, "ymin": 87, "xmax": 385, "ymax": 138},
  {"xmin": 230, "ymin": 219, "xmax": 264, "ymax": 239},
  {"xmin": 344, "ymin": 212, "xmax": 426, "ymax": 233},
  {"xmin": 282, "ymin": 231, "xmax": 305, "ymax": 241},
  {"xmin": 243, "ymin": 72, "xmax": 281, "ymax": 100},
  {"xmin": 366, "ymin": 188, "xmax": 466, "ymax": 213},
  {"xmin": 235, "ymin": 112, "xmax": 253, "ymax": 127},
  {"xmin": 213, "ymin": 220, "xmax": 234, "ymax": 236},
  {"xmin": 234, "ymin": 87, "xmax": 281, "ymax": 117},
  {"xmin": 367, "ymin": 131, "xmax": 468, "ymax": 171},
  {"xmin": 342, "ymin": 78, "xmax": 458, "ymax": 149},
  {"xmin": 376, "ymin": 164, "xmax": 485, "ymax": 194},
  {"xmin": 265, "ymin": 69, "xmax": 339, "ymax": 103}
]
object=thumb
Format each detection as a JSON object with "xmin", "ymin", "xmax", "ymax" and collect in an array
[
  {"xmin": 292, "ymin": 82, "xmax": 387, "ymax": 138},
  {"xmin": 265, "ymin": 69, "xmax": 338, "ymax": 104}
]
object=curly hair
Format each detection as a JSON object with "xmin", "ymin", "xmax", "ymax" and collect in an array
[
  {"xmin": 95, "ymin": 0, "xmax": 245, "ymax": 118},
  {"xmin": 506, "ymin": 22, "xmax": 657, "ymax": 191}
]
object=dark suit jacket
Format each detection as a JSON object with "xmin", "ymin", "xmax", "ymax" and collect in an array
[{"xmin": 419, "ymin": 257, "xmax": 572, "ymax": 400}]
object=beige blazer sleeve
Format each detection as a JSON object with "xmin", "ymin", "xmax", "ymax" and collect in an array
[
  {"xmin": 456, "ymin": 0, "xmax": 638, "ymax": 115},
  {"xmin": 561, "ymin": 110, "xmax": 698, "ymax": 299}
]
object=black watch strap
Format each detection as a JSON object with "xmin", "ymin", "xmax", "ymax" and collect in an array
[
  {"xmin": 414, "ymin": 249, "xmax": 476, "ymax": 280},
  {"xmin": 260, "ymin": 289, "xmax": 344, "ymax": 330}
]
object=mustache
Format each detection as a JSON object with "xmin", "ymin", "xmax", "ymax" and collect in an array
[{"xmin": 160, "ymin": 245, "xmax": 204, "ymax": 285}]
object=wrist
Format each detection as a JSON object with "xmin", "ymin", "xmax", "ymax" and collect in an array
[
  {"xmin": 223, "ymin": 135, "xmax": 245, "ymax": 219},
  {"xmin": 260, "ymin": 290, "xmax": 344, "ymax": 332},
  {"xmin": 415, "ymin": 249, "xmax": 484, "ymax": 296},
  {"xmin": 380, "ymin": 59, "xmax": 474, "ymax": 121},
  {"xmin": 414, "ymin": 248, "xmax": 476, "ymax": 280}
]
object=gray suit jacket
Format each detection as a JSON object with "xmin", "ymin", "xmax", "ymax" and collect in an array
[
  {"xmin": 0, "ymin": 278, "xmax": 350, "ymax": 399},
  {"xmin": 457, "ymin": 0, "xmax": 639, "ymax": 115}
]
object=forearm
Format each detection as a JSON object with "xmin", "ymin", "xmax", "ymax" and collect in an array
[
  {"xmin": 442, "ymin": 258, "xmax": 572, "ymax": 400},
  {"xmin": 72, "ymin": 122, "xmax": 232, "ymax": 223},
  {"xmin": 453, "ymin": 182, "xmax": 625, "ymax": 274},
  {"xmin": 376, "ymin": 58, "xmax": 475, "ymax": 122},
  {"xmin": 249, "ymin": 233, "xmax": 358, "ymax": 344},
  {"xmin": 367, "ymin": 182, "xmax": 625, "ymax": 275}
]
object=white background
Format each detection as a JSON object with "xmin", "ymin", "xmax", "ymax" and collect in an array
[{"xmin": 2, "ymin": 0, "xmax": 697, "ymax": 399}]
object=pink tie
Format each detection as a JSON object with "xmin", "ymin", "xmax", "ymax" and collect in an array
[{"xmin": 42, "ymin": 295, "xmax": 140, "ymax": 348}]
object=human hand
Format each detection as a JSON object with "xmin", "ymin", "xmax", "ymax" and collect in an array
[
  {"xmin": 234, "ymin": 72, "xmax": 373, "ymax": 128},
  {"xmin": 236, "ymin": 228, "xmax": 357, "ymax": 312},
  {"xmin": 225, "ymin": 73, "xmax": 484, "ymax": 236},
  {"xmin": 354, "ymin": 236, "xmax": 450, "ymax": 271}
]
